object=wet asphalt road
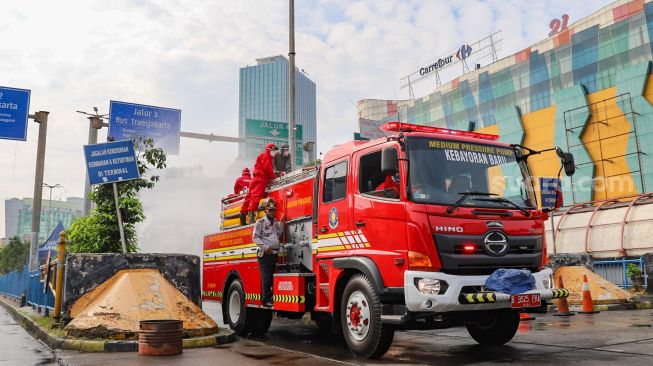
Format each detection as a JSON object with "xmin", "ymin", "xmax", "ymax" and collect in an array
[
  {"xmin": 0, "ymin": 305, "xmax": 56, "ymax": 366},
  {"xmin": 203, "ymin": 302, "xmax": 653, "ymax": 365},
  {"xmin": 50, "ymin": 303, "xmax": 653, "ymax": 365}
]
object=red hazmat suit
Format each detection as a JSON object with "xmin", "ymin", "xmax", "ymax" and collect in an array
[
  {"xmin": 240, "ymin": 144, "xmax": 277, "ymax": 215},
  {"xmin": 375, "ymin": 175, "xmax": 399, "ymax": 191},
  {"xmin": 234, "ymin": 168, "xmax": 252, "ymax": 194}
]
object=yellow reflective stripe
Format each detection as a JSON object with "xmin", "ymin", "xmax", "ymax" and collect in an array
[
  {"xmin": 486, "ymin": 293, "xmax": 495, "ymax": 302},
  {"xmin": 318, "ymin": 233, "xmax": 339, "ymax": 239},
  {"xmin": 205, "ymin": 253, "xmax": 258, "ymax": 261},
  {"xmin": 466, "ymin": 294, "xmax": 475, "ymax": 303},
  {"xmin": 204, "ymin": 243, "xmax": 256, "ymax": 253},
  {"xmin": 317, "ymin": 245, "xmax": 346, "ymax": 252}
]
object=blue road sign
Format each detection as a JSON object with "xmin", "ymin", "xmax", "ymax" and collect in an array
[
  {"xmin": 540, "ymin": 177, "xmax": 561, "ymax": 208},
  {"xmin": 108, "ymin": 100, "xmax": 181, "ymax": 155},
  {"xmin": 0, "ymin": 86, "xmax": 31, "ymax": 141},
  {"xmin": 84, "ymin": 140, "xmax": 140, "ymax": 185}
]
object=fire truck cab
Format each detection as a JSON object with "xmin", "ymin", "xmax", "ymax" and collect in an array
[{"xmin": 203, "ymin": 122, "xmax": 573, "ymax": 358}]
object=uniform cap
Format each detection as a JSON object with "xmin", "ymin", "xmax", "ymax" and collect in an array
[
  {"xmin": 266, "ymin": 143, "xmax": 278, "ymax": 151},
  {"xmin": 280, "ymin": 143, "xmax": 289, "ymax": 150},
  {"xmin": 260, "ymin": 197, "xmax": 277, "ymax": 210},
  {"xmin": 242, "ymin": 168, "xmax": 250, "ymax": 174}
]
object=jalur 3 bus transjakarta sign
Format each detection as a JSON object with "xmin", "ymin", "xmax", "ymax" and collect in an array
[{"xmin": 108, "ymin": 100, "xmax": 181, "ymax": 155}]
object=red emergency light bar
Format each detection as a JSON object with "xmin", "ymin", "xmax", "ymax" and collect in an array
[{"xmin": 380, "ymin": 122, "xmax": 499, "ymax": 141}]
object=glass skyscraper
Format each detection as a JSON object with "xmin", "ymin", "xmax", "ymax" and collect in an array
[{"xmin": 239, "ymin": 55, "xmax": 317, "ymax": 165}]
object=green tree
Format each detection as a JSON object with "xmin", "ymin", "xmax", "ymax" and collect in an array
[
  {"xmin": 68, "ymin": 138, "xmax": 166, "ymax": 253},
  {"xmin": 0, "ymin": 236, "xmax": 30, "ymax": 274}
]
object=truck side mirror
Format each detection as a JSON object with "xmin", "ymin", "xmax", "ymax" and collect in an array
[
  {"xmin": 381, "ymin": 147, "xmax": 398, "ymax": 176},
  {"xmin": 556, "ymin": 148, "xmax": 575, "ymax": 177}
]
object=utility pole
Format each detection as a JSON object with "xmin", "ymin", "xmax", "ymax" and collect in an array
[
  {"xmin": 43, "ymin": 183, "xmax": 62, "ymax": 234},
  {"xmin": 288, "ymin": 0, "xmax": 297, "ymax": 171},
  {"xmin": 77, "ymin": 109, "xmax": 106, "ymax": 215},
  {"xmin": 28, "ymin": 111, "xmax": 49, "ymax": 272}
]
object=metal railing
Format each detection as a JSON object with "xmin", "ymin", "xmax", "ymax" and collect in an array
[
  {"xmin": 0, "ymin": 261, "xmax": 58, "ymax": 314},
  {"xmin": 593, "ymin": 257, "xmax": 648, "ymax": 289}
]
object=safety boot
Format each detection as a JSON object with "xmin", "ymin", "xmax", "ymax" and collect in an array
[{"xmin": 239, "ymin": 213, "xmax": 247, "ymax": 226}]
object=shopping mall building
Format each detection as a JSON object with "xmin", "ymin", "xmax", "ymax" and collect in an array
[
  {"xmin": 358, "ymin": 0, "xmax": 653, "ymax": 259},
  {"xmin": 360, "ymin": 0, "xmax": 653, "ymax": 204}
]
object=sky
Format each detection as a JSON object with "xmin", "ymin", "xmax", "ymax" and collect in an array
[{"xmin": 0, "ymin": 0, "xmax": 615, "ymax": 249}]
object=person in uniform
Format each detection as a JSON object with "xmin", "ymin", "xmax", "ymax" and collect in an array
[{"xmin": 252, "ymin": 198, "xmax": 283, "ymax": 307}]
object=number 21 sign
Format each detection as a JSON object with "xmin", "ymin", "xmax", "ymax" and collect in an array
[{"xmin": 549, "ymin": 14, "xmax": 570, "ymax": 37}]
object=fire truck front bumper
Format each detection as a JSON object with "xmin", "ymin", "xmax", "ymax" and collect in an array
[{"xmin": 404, "ymin": 268, "xmax": 568, "ymax": 312}]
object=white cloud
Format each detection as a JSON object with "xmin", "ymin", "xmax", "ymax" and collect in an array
[{"xmin": 0, "ymin": 0, "xmax": 613, "ymax": 246}]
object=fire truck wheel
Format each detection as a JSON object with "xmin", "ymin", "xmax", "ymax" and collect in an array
[
  {"xmin": 225, "ymin": 280, "xmax": 254, "ymax": 336},
  {"xmin": 465, "ymin": 309, "xmax": 520, "ymax": 345},
  {"xmin": 341, "ymin": 274, "xmax": 394, "ymax": 359},
  {"xmin": 249, "ymin": 309, "xmax": 273, "ymax": 336}
]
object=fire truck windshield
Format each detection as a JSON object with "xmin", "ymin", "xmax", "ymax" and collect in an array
[{"xmin": 407, "ymin": 137, "xmax": 536, "ymax": 210}]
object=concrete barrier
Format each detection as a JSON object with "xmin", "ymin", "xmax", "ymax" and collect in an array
[{"xmin": 63, "ymin": 253, "xmax": 200, "ymax": 317}]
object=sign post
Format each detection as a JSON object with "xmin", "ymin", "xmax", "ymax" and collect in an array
[
  {"xmin": 112, "ymin": 183, "xmax": 128, "ymax": 253},
  {"xmin": 83, "ymin": 140, "xmax": 140, "ymax": 253},
  {"xmin": 0, "ymin": 86, "xmax": 31, "ymax": 141},
  {"xmin": 108, "ymin": 100, "xmax": 181, "ymax": 155}
]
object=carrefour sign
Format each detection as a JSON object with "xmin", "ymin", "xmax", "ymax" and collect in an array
[
  {"xmin": 418, "ymin": 44, "xmax": 473, "ymax": 77},
  {"xmin": 419, "ymin": 55, "xmax": 453, "ymax": 76}
]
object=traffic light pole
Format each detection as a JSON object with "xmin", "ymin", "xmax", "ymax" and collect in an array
[{"xmin": 28, "ymin": 111, "xmax": 49, "ymax": 272}]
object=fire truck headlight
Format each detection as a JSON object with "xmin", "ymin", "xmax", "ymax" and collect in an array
[{"xmin": 415, "ymin": 278, "xmax": 441, "ymax": 295}]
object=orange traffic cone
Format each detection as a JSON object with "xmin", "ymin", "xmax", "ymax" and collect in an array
[
  {"xmin": 553, "ymin": 276, "xmax": 574, "ymax": 317},
  {"xmin": 578, "ymin": 274, "xmax": 600, "ymax": 314},
  {"xmin": 520, "ymin": 312, "xmax": 535, "ymax": 321}
]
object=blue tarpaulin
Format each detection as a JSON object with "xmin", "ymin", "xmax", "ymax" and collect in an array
[
  {"xmin": 38, "ymin": 221, "xmax": 64, "ymax": 258},
  {"xmin": 485, "ymin": 268, "xmax": 536, "ymax": 295}
]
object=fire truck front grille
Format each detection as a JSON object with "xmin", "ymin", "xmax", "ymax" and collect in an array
[{"xmin": 433, "ymin": 233, "xmax": 542, "ymax": 275}]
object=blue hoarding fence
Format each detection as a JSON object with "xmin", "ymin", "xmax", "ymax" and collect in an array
[
  {"xmin": 83, "ymin": 139, "xmax": 140, "ymax": 186},
  {"xmin": 0, "ymin": 264, "xmax": 57, "ymax": 313},
  {"xmin": 108, "ymin": 100, "xmax": 181, "ymax": 155},
  {"xmin": 593, "ymin": 257, "xmax": 648, "ymax": 289},
  {"xmin": 0, "ymin": 265, "xmax": 29, "ymax": 300},
  {"xmin": 0, "ymin": 86, "xmax": 31, "ymax": 141}
]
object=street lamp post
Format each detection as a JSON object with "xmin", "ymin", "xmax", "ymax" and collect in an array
[{"xmin": 43, "ymin": 183, "xmax": 62, "ymax": 234}]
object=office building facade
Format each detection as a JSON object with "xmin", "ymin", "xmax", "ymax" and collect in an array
[{"xmin": 4, "ymin": 197, "xmax": 84, "ymax": 243}]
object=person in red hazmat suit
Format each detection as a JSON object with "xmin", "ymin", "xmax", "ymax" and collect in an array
[
  {"xmin": 240, "ymin": 143, "xmax": 279, "ymax": 225},
  {"xmin": 233, "ymin": 168, "xmax": 252, "ymax": 194},
  {"xmin": 374, "ymin": 174, "xmax": 400, "ymax": 199}
]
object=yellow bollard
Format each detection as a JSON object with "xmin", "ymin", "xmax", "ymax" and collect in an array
[{"xmin": 53, "ymin": 231, "xmax": 66, "ymax": 319}]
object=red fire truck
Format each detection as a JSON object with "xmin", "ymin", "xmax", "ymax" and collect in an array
[{"xmin": 202, "ymin": 122, "xmax": 573, "ymax": 358}]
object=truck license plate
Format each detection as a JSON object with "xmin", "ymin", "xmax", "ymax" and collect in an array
[{"xmin": 511, "ymin": 293, "xmax": 541, "ymax": 308}]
